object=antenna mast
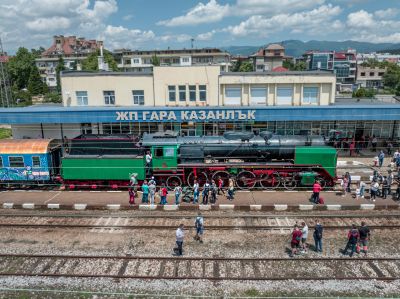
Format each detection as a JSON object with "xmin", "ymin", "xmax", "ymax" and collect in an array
[{"xmin": 0, "ymin": 38, "xmax": 13, "ymax": 107}]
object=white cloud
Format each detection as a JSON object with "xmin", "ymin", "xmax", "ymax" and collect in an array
[
  {"xmin": 224, "ymin": 4, "xmax": 341, "ymax": 37},
  {"xmin": 160, "ymin": 34, "xmax": 192, "ymax": 43},
  {"xmin": 374, "ymin": 8, "xmax": 398, "ymax": 19},
  {"xmin": 158, "ymin": 0, "xmax": 325, "ymax": 27},
  {"xmin": 356, "ymin": 33, "xmax": 400, "ymax": 43},
  {"xmin": 123, "ymin": 14, "xmax": 134, "ymax": 21},
  {"xmin": 197, "ymin": 30, "xmax": 216, "ymax": 41},
  {"xmin": 26, "ymin": 17, "xmax": 71, "ymax": 31},
  {"xmin": 102, "ymin": 25, "xmax": 155, "ymax": 48},
  {"xmin": 346, "ymin": 10, "xmax": 375, "ymax": 28},
  {"xmin": 157, "ymin": 0, "xmax": 229, "ymax": 26}
]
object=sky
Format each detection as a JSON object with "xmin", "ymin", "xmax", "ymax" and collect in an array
[{"xmin": 1, "ymin": 0, "xmax": 400, "ymax": 53}]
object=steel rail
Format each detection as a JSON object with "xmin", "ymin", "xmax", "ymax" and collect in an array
[{"xmin": 0, "ymin": 254, "xmax": 398, "ymax": 281}]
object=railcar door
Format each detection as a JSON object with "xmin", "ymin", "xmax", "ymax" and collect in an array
[{"xmin": 151, "ymin": 146, "xmax": 178, "ymax": 171}]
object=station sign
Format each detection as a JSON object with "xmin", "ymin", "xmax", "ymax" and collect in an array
[{"xmin": 115, "ymin": 109, "xmax": 257, "ymax": 122}]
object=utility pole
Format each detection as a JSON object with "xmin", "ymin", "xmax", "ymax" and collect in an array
[
  {"xmin": 0, "ymin": 38, "xmax": 13, "ymax": 107},
  {"xmin": 191, "ymin": 38, "xmax": 195, "ymax": 49}
]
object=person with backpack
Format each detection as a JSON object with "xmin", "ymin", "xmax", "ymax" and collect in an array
[
  {"xmin": 174, "ymin": 183, "xmax": 182, "ymax": 205},
  {"xmin": 382, "ymin": 176, "xmax": 389, "ymax": 199},
  {"xmin": 313, "ymin": 220, "xmax": 323, "ymax": 253},
  {"xmin": 289, "ymin": 225, "xmax": 302, "ymax": 257},
  {"xmin": 358, "ymin": 221, "xmax": 371, "ymax": 257},
  {"xmin": 202, "ymin": 180, "xmax": 210, "ymax": 204},
  {"xmin": 194, "ymin": 212, "xmax": 204, "ymax": 243},
  {"xmin": 342, "ymin": 224, "xmax": 360, "ymax": 257},
  {"xmin": 210, "ymin": 180, "xmax": 217, "ymax": 204}
]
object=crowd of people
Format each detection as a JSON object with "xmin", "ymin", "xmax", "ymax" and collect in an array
[
  {"xmin": 128, "ymin": 175, "xmax": 236, "ymax": 206},
  {"xmin": 290, "ymin": 221, "xmax": 370, "ymax": 258}
]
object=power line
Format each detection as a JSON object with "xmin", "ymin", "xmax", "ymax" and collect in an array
[{"xmin": 0, "ymin": 37, "xmax": 12, "ymax": 108}]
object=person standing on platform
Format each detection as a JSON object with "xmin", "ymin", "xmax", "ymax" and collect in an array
[
  {"xmin": 227, "ymin": 177, "xmax": 235, "ymax": 200},
  {"xmin": 378, "ymin": 150, "xmax": 385, "ymax": 168},
  {"xmin": 174, "ymin": 184, "xmax": 182, "ymax": 205},
  {"xmin": 148, "ymin": 180, "xmax": 156, "ymax": 205},
  {"xmin": 217, "ymin": 176, "xmax": 225, "ymax": 195},
  {"xmin": 312, "ymin": 180, "xmax": 322, "ymax": 204},
  {"xmin": 128, "ymin": 187, "xmax": 135, "ymax": 205},
  {"xmin": 211, "ymin": 180, "xmax": 217, "ymax": 204},
  {"xmin": 141, "ymin": 180, "xmax": 149, "ymax": 203},
  {"xmin": 313, "ymin": 220, "xmax": 323, "ymax": 253},
  {"xmin": 160, "ymin": 183, "xmax": 168, "ymax": 205},
  {"xmin": 202, "ymin": 180, "xmax": 210, "ymax": 205},
  {"xmin": 193, "ymin": 180, "xmax": 199, "ymax": 204},
  {"xmin": 175, "ymin": 224, "xmax": 185, "ymax": 256}
]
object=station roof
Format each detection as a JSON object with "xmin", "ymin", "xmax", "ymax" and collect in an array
[{"xmin": 0, "ymin": 104, "xmax": 399, "ymax": 124}]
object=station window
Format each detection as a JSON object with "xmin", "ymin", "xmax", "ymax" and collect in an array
[
  {"xmin": 76, "ymin": 91, "xmax": 88, "ymax": 106},
  {"xmin": 154, "ymin": 148, "xmax": 163, "ymax": 157},
  {"xmin": 225, "ymin": 86, "xmax": 241, "ymax": 105},
  {"xmin": 164, "ymin": 148, "xmax": 175, "ymax": 157},
  {"xmin": 32, "ymin": 156, "xmax": 41, "ymax": 168},
  {"xmin": 179, "ymin": 86, "xmax": 186, "ymax": 101},
  {"xmin": 9, "ymin": 156, "xmax": 24, "ymax": 168},
  {"xmin": 132, "ymin": 90, "xmax": 144, "ymax": 105},
  {"xmin": 0, "ymin": 157, "xmax": 2, "ymax": 168},
  {"xmin": 250, "ymin": 87, "xmax": 267, "ymax": 105},
  {"xmin": 303, "ymin": 87, "xmax": 319, "ymax": 104},
  {"xmin": 168, "ymin": 86, "xmax": 176, "ymax": 102},
  {"xmin": 199, "ymin": 85, "xmax": 207, "ymax": 102},
  {"xmin": 189, "ymin": 85, "xmax": 196, "ymax": 101},
  {"xmin": 277, "ymin": 86, "xmax": 293, "ymax": 105},
  {"xmin": 103, "ymin": 91, "xmax": 115, "ymax": 105}
]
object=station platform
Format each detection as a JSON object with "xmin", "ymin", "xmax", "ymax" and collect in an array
[{"xmin": 0, "ymin": 189, "xmax": 398, "ymax": 211}]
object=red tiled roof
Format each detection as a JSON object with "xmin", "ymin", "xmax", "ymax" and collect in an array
[
  {"xmin": 0, "ymin": 55, "xmax": 9, "ymax": 63},
  {"xmin": 272, "ymin": 66, "xmax": 288, "ymax": 72}
]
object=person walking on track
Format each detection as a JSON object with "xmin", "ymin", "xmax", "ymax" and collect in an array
[
  {"xmin": 175, "ymin": 224, "xmax": 185, "ymax": 256},
  {"xmin": 342, "ymin": 224, "xmax": 360, "ymax": 257},
  {"xmin": 313, "ymin": 220, "xmax": 323, "ymax": 253},
  {"xmin": 194, "ymin": 212, "xmax": 204, "ymax": 243},
  {"xmin": 358, "ymin": 221, "xmax": 371, "ymax": 257},
  {"xmin": 289, "ymin": 225, "xmax": 302, "ymax": 257}
]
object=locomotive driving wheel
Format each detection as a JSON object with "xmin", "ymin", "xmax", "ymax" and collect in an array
[
  {"xmin": 236, "ymin": 171, "xmax": 256, "ymax": 190},
  {"xmin": 211, "ymin": 171, "xmax": 230, "ymax": 187},
  {"xmin": 166, "ymin": 176, "xmax": 182, "ymax": 190},
  {"xmin": 282, "ymin": 175, "xmax": 299, "ymax": 190},
  {"xmin": 187, "ymin": 171, "xmax": 208, "ymax": 187},
  {"xmin": 259, "ymin": 172, "xmax": 281, "ymax": 190}
]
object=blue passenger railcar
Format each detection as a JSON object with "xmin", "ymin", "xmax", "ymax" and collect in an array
[{"xmin": 0, "ymin": 139, "xmax": 61, "ymax": 184}]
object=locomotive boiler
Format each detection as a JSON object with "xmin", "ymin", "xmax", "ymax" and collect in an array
[{"xmin": 142, "ymin": 131, "xmax": 327, "ymax": 163}]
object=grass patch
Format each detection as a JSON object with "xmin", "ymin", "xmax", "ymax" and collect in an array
[{"xmin": 0, "ymin": 128, "xmax": 12, "ymax": 139}]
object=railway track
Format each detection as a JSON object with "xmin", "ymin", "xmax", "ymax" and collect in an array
[
  {"xmin": 0, "ymin": 213, "xmax": 399, "ymax": 231},
  {"xmin": 0, "ymin": 254, "xmax": 398, "ymax": 281}
]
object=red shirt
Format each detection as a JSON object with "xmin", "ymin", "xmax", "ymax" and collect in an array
[
  {"xmin": 218, "ymin": 179, "xmax": 223, "ymax": 188},
  {"xmin": 291, "ymin": 229, "xmax": 302, "ymax": 244},
  {"xmin": 161, "ymin": 187, "xmax": 167, "ymax": 196},
  {"xmin": 313, "ymin": 183, "xmax": 322, "ymax": 193}
]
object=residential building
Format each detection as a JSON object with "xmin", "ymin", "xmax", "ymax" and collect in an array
[
  {"xmin": 357, "ymin": 52, "xmax": 400, "ymax": 65},
  {"xmin": 35, "ymin": 35, "xmax": 103, "ymax": 89},
  {"xmin": 113, "ymin": 48, "xmax": 231, "ymax": 72},
  {"xmin": 356, "ymin": 66, "xmax": 387, "ymax": 89},
  {"xmin": 250, "ymin": 44, "xmax": 286, "ymax": 72},
  {"xmin": 0, "ymin": 52, "xmax": 10, "ymax": 63},
  {"xmin": 303, "ymin": 50, "xmax": 357, "ymax": 92}
]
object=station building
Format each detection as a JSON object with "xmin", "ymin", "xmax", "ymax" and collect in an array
[{"xmin": 1, "ymin": 66, "xmax": 399, "ymax": 142}]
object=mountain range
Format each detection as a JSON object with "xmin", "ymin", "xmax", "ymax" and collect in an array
[{"xmin": 222, "ymin": 40, "xmax": 400, "ymax": 57}]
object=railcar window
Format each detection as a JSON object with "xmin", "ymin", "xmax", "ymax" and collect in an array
[
  {"xmin": 9, "ymin": 156, "xmax": 24, "ymax": 168},
  {"xmin": 0, "ymin": 157, "xmax": 3, "ymax": 168},
  {"xmin": 155, "ymin": 148, "xmax": 163, "ymax": 157},
  {"xmin": 32, "ymin": 156, "xmax": 41, "ymax": 168},
  {"xmin": 164, "ymin": 148, "xmax": 175, "ymax": 157}
]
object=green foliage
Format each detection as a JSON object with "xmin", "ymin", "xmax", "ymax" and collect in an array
[
  {"xmin": 0, "ymin": 128, "xmax": 12, "ymax": 139},
  {"xmin": 13, "ymin": 89, "xmax": 32, "ymax": 106},
  {"xmin": 7, "ymin": 47, "xmax": 35, "ymax": 90},
  {"xmin": 360, "ymin": 58, "xmax": 390, "ymax": 68},
  {"xmin": 81, "ymin": 49, "xmax": 118, "ymax": 71},
  {"xmin": 238, "ymin": 61, "xmax": 254, "ymax": 72},
  {"xmin": 283, "ymin": 60, "xmax": 307, "ymax": 71},
  {"xmin": 30, "ymin": 47, "xmax": 45, "ymax": 58},
  {"xmin": 352, "ymin": 87, "xmax": 376, "ymax": 98},
  {"xmin": 56, "ymin": 56, "xmax": 66, "ymax": 93},
  {"xmin": 231, "ymin": 60, "xmax": 242, "ymax": 72},
  {"xmin": 395, "ymin": 84, "xmax": 400, "ymax": 96},
  {"xmin": 151, "ymin": 54, "xmax": 160, "ymax": 66},
  {"xmin": 44, "ymin": 92, "xmax": 62, "ymax": 103},
  {"xmin": 383, "ymin": 63, "xmax": 400, "ymax": 89},
  {"xmin": 27, "ymin": 66, "xmax": 47, "ymax": 95}
]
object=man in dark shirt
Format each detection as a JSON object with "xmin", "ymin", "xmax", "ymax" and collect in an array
[
  {"xmin": 358, "ymin": 221, "xmax": 371, "ymax": 257},
  {"xmin": 313, "ymin": 220, "xmax": 323, "ymax": 253},
  {"xmin": 342, "ymin": 224, "xmax": 359, "ymax": 257}
]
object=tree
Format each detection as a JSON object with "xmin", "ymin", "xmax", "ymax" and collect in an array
[
  {"xmin": 238, "ymin": 61, "xmax": 254, "ymax": 72},
  {"xmin": 30, "ymin": 47, "xmax": 45, "ymax": 58},
  {"xmin": 283, "ymin": 60, "xmax": 306, "ymax": 71},
  {"xmin": 352, "ymin": 87, "xmax": 375, "ymax": 98},
  {"xmin": 27, "ymin": 66, "xmax": 47, "ymax": 95},
  {"xmin": 383, "ymin": 64, "xmax": 400, "ymax": 89},
  {"xmin": 81, "ymin": 49, "xmax": 118, "ymax": 71},
  {"xmin": 55, "ymin": 56, "xmax": 66, "ymax": 93},
  {"xmin": 151, "ymin": 54, "xmax": 160, "ymax": 66},
  {"xmin": 231, "ymin": 60, "xmax": 242, "ymax": 72},
  {"xmin": 7, "ymin": 47, "xmax": 35, "ymax": 90}
]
